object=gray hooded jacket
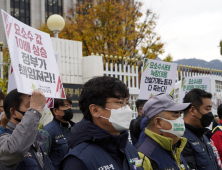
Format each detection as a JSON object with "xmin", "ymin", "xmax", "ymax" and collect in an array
[{"xmin": 0, "ymin": 108, "xmax": 43, "ymax": 169}]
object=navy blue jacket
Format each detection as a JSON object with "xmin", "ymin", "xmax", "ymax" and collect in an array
[
  {"xmin": 60, "ymin": 118, "xmax": 143, "ymax": 170},
  {"xmin": 130, "ymin": 116, "xmax": 140, "ymax": 145},
  {"xmin": 41, "ymin": 119, "xmax": 74, "ymax": 170},
  {"xmin": 136, "ymin": 117, "xmax": 147, "ymax": 145},
  {"xmin": 182, "ymin": 124, "xmax": 219, "ymax": 170},
  {"xmin": 136, "ymin": 135, "xmax": 190, "ymax": 170},
  {"xmin": 3, "ymin": 128, "xmax": 54, "ymax": 170},
  {"xmin": 0, "ymin": 125, "xmax": 4, "ymax": 134},
  {"xmin": 130, "ymin": 114, "xmax": 146, "ymax": 145}
]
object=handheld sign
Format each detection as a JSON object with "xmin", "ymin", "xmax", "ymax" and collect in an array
[
  {"xmin": 7, "ymin": 54, "xmax": 59, "ymax": 108},
  {"xmin": 1, "ymin": 10, "xmax": 65, "ymax": 99},
  {"xmin": 139, "ymin": 59, "xmax": 177, "ymax": 100},
  {"xmin": 180, "ymin": 77, "xmax": 210, "ymax": 103}
]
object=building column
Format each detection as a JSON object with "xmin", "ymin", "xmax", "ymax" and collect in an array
[
  {"xmin": 62, "ymin": 0, "xmax": 68, "ymax": 16},
  {"xmin": 72, "ymin": 0, "xmax": 77, "ymax": 8},
  {"xmin": 30, "ymin": 0, "xmax": 35, "ymax": 27},
  {"xmin": 40, "ymin": 0, "xmax": 45, "ymax": 24},
  {"xmin": 5, "ymin": 0, "xmax": 10, "ymax": 13}
]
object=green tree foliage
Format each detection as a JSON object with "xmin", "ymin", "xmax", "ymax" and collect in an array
[
  {"xmin": 39, "ymin": 0, "xmax": 164, "ymax": 59},
  {"xmin": 0, "ymin": 47, "xmax": 11, "ymax": 94},
  {"xmin": 163, "ymin": 54, "xmax": 173, "ymax": 62}
]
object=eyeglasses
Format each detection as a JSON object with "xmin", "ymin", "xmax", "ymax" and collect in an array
[
  {"xmin": 106, "ymin": 100, "xmax": 132, "ymax": 109},
  {"xmin": 0, "ymin": 106, "xmax": 3, "ymax": 108}
]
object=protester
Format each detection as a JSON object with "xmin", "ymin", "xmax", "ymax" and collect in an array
[
  {"xmin": 212, "ymin": 115, "xmax": 220, "ymax": 130},
  {"xmin": 137, "ymin": 116, "xmax": 147, "ymax": 142},
  {"xmin": 136, "ymin": 93, "xmax": 191, "ymax": 170},
  {"xmin": 182, "ymin": 88, "xmax": 220, "ymax": 170},
  {"xmin": 130, "ymin": 99, "xmax": 147, "ymax": 145},
  {"xmin": 0, "ymin": 113, "xmax": 8, "ymax": 133},
  {"xmin": 0, "ymin": 90, "xmax": 5, "ymax": 125},
  {"xmin": 60, "ymin": 76, "xmax": 143, "ymax": 170},
  {"xmin": 136, "ymin": 96, "xmax": 154, "ymax": 145},
  {"xmin": 211, "ymin": 104, "xmax": 222, "ymax": 162},
  {"xmin": 0, "ymin": 90, "xmax": 7, "ymax": 132},
  {"xmin": 0, "ymin": 89, "xmax": 54, "ymax": 170},
  {"xmin": 39, "ymin": 97, "xmax": 75, "ymax": 170}
]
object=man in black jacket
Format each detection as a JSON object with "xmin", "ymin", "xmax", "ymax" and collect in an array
[
  {"xmin": 129, "ymin": 99, "xmax": 147, "ymax": 145},
  {"xmin": 182, "ymin": 88, "xmax": 220, "ymax": 170},
  {"xmin": 60, "ymin": 76, "xmax": 143, "ymax": 170},
  {"xmin": 0, "ymin": 90, "xmax": 5, "ymax": 127},
  {"xmin": 39, "ymin": 96, "xmax": 75, "ymax": 170}
]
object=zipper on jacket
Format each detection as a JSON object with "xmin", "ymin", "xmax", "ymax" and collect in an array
[{"xmin": 200, "ymin": 137, "xmax": 213, "ymax": 162}]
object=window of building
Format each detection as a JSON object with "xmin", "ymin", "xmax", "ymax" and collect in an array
[
  {"xmin": 77, "ymin": 0, "xmax": 86, "ymax": 6},
  {"xmin": 10, "ymin": 0, "xmax": 30, "ymax": 25},
  {"xmin": 45, "ymin": 0, "xmax": 63, "ymax": 21},
  {"xmin": 76, "ymin": 0, "xmax": 92, "ymax": 15},
  {"xmin": 216, "ymin": 80, "xmax": 222, "ymax": 92}
]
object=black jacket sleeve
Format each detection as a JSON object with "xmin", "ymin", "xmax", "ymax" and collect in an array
[
  {"xmin": 130, "ymin": 115, "xmax": 145, "ymax": 139},
  {"xmin": 60, "ymin": 156, "xmax": 88, "ymax": 170},
  {"xmin": 181, "ymin": 142, "xmax": 198, "ymax": 170}
]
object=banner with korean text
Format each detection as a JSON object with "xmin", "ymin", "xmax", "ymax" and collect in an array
[
  {"xmin": 1, "ymin": 10, "xmax": 65, "ymax": 98},
  {"xmin": 63, "ymin": 84, "xmax": 83, "ymax": 113},
  {"xmin": 180, "ymin": 77, "xmax": 210, "ymax": 103},
  {"xmin": 139, "ymin": 59, "xmax": 177, "ymax": 100}
]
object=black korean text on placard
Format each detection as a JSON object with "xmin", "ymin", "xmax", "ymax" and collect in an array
[{"xmin": 63, "ymin": 84, "xmax": 83, "ymax": 114}]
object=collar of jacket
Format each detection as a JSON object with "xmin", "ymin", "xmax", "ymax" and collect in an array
[
  {"xmin": 145, "ymin": 128, "xmax": 187, "ymax": 153},
  {"xmin": 53, "ymin": 117, "xmax": 75, "ymax": 128},
  {"xmin": 6, "ymin": 121, "xmax": 16, "ymax": 131},
  {"xmin": 7, "ymin": 121, "xmax": 47, "ymax": 149},
  {"xmin": 68, "ymin": 118, "xmax": 128, "ymax": 151},
  {"xmin": 185, "ymin": 123, "xmax": 207, "ymax": 138}
]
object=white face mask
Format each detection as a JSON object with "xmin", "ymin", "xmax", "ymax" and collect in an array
[
  {"xmin": 159, "ymin": 116, "xmax": 185, "ymax": 138},
  {"xmin": 100, "ymin": 105, "xmax": 133, "ymax": 132}
]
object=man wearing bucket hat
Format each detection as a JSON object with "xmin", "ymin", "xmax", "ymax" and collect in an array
[{"xmin": 135, "ymin": 93, "xmax": 191, "ymax": 170}]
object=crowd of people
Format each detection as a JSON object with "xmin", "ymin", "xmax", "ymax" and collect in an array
[{"xmin": 0, "ymin": 76, "xmax": 222, "ymax": 170}]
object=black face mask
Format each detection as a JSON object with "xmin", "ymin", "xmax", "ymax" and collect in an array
[
  {"xmin": 62, "ymin": 108, "xmax": 74, "ymax": 121},
  {"xmin": 194, "ymin": 109, "xmax": 214, "ymax": 127},
  {"xmin": 14, "ymin": 109, "xmax": 26, "ymax": 122}
]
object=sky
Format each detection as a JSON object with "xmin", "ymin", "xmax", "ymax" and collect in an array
[{"xmin": 141, "ymin": 0, "xmax": 222, "ymax": 62}]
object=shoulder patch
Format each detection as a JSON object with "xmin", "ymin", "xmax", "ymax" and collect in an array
[
  {"xmin": 25, "ymin": 152, "xmax": 32, "ymax": 158},
  {"xmin": 192, "ymin": 142, "xmax": 200, "ymax": 145},
  {"xmin": 55, "ymin": 134, "xmax": 65, "ymax": 140}
]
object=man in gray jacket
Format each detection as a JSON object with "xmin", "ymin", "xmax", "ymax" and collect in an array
[{"xmin": 0, "ymin": 89, "xmax": 54, "ymax": 169}]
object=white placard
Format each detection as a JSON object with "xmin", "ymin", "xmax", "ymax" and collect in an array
[
  {"xmin": 7, "ymin": 53, "xmax": 58, "ymax": 108},
  {"xmin": 1, "ymin": 10, "xmax": 65, "ymax": 99},
  {"xmin": 139, "ymin": 59, "xmax": 178, "ymax": 100},
  {"xmin": 180, "ymin": 77, "xmax": 210, "ymax": 103},
  {"xmin": 7, "ymin": 65, "xmax": 54, "ymax": 108}
]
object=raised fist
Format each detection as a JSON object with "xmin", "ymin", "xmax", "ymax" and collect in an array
[{"xmin": 30, "ymin": 90, "xmax": 46, "ymax": 113}]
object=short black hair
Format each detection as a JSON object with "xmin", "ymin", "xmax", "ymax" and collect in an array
[
  {"xmin": 183, "ymin": 88, "xmax": 212, "ymax": 115},
  {"xmin": 136, "ymin": 99, "xmax": 147, "ymax": 111},
  {"xmin": 0, "ymin": 90, "xmax": 5, "ymax": 101},
  {"xmin": 147, "ymin": 112, "xmax": 165, "ymax": 129},
  {"xmin": 79, "ymin": 76, "xmax": 129, "ymax": 121},
  {"xmin": 50, "ymin": 95, "xmax": 72, "ymax": 116},
  {"xmin": 217, "ymin": 104, "xmax": 222, "ymax": 119},
  {"xmin": 3, "ymin": 89, "xmax": 24, "ymax": 120}
]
